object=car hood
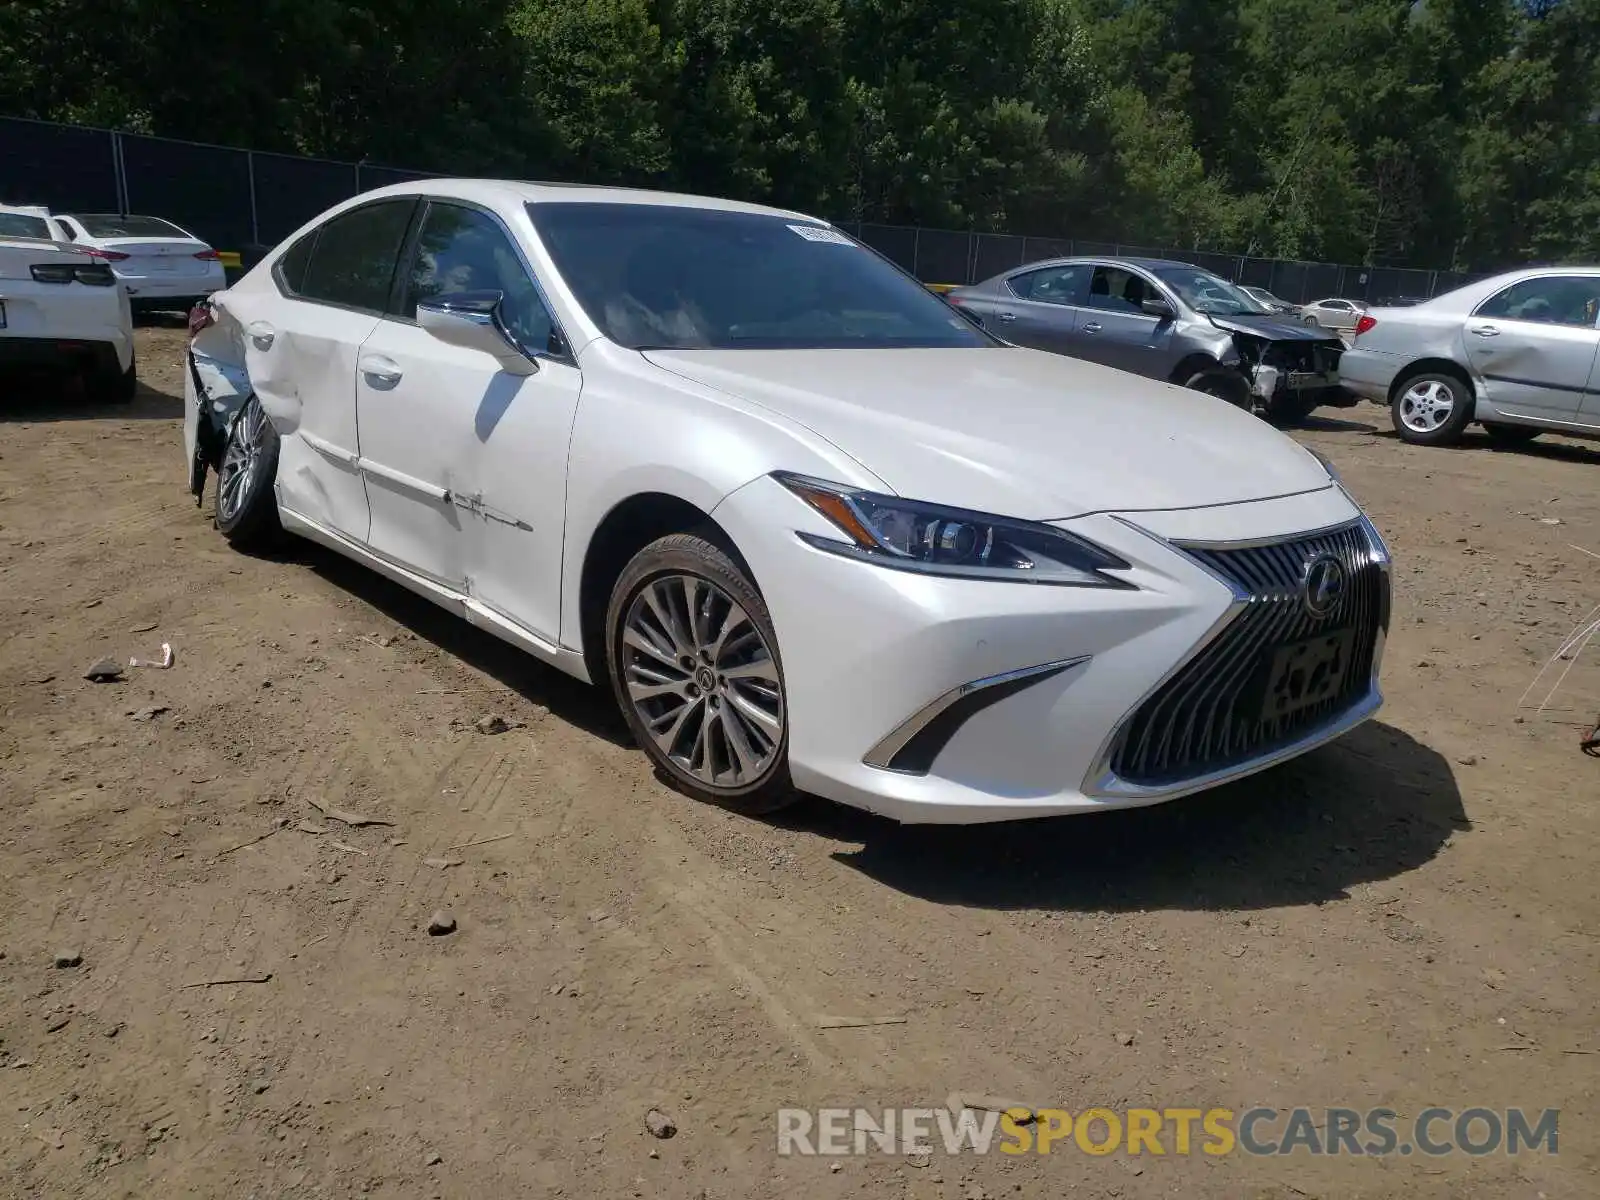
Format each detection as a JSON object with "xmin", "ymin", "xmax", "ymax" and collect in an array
[
  {"xmin": 643, "ymin": 347, "xmax": 1333, "ymax": 520},
  {"xmin": 1206, "ymin": 313, "xmax": 1331, "ymax": 341}
]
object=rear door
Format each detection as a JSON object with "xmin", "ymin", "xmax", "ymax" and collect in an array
[
  {"xmin": 1465, "ymin": 275, "xmax": 1600, "ymax": 423},
  {"xmin": 983, "ymin": 264, "xmax": 1088, "ymax": 354},
  {"xmin": 231, "ymin": 197, "xmax": 417, "ymax": 542},
  {"xmin": 1076, "ymin": 265, "xmax": 1175, "ymax": 376}
]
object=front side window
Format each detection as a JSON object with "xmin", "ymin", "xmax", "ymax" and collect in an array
[
  {"xmin": 405, "ymin": 202, "xmax": 555, "ymax": 352},
  {"xmin": 295, "ymin": 199, "xmax": 415, "ymax": 312},
  {"xmin": 1477, "ymin": 277, "xmax": 1600, "ymax": 329},
  {"xmin": 525, "ymin": 202, "xmax": 992, "ymax": 351},
  {"xmin": 1086, "ymin": 266, "xmax": 1156, "ymax": 314},
  {"xmin": 1008, "ymin": 264, "xmax": 1087, "ymax": 305}
]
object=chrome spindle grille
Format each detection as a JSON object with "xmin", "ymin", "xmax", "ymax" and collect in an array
[{"xmin": 1108, "ymin": 521, "xmax": 1389, "ymax": 787}]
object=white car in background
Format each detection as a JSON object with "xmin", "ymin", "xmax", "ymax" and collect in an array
[
  {"xmin": 53, "ymin": 212, "xmax": 226, "ymax": 313},
  {"xmin": 0, "ymin": 217, "xmax": 136, "ymax": 403},
  {"xmin": 1300, "ymin": 297, "xmax": 1369, "ymax": 333},
  {"xmin": 184, "ymin": 179, "xmax": 1390, "ymax": 824},
  {"xmin": 1340, "ymin": 267, "xmax": 1600, "ymax": 446}
]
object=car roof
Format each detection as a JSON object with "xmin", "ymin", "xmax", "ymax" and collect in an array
[
  {"xmin": 351, "ymin": 178, "xmax": 822, "ymax": 224},
  {"xmin": 0, "ymin": 203, "xmax": 53, "ymax": 216}
]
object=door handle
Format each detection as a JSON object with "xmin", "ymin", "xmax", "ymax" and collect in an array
[
  {"xmin": 1470, "ymin": 325, "xmax": 1500, "ymax": 338},
  {"xmin": 997, "ymin": 312, "xmax": 1017, "ymax": 322},
  {"xmin": 246, "ymin": 320, "xmax": 276, "ymax": 349},
  {"xmin": 1082, "ymin": 322, "xmax": 1103, "ymax": 334},
  {"xmin": 358, "ymin": 354, "xmax": 403, "ymax": 385}
]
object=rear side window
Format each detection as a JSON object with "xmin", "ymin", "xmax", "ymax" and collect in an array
[
  {"xmin": 0, "ymin": 213, "xmax": 51, "ymax": 240},
  {"xmin": 294, "ymin": 200, "xmax": 415, "ymax": 312},
  {"xmin": 1008, "ymin": 264, "xmax": 1086, "ymax": 304},
  {"xmin": 275, "ymin": 231, "xmax": 318, "ymax": 294}
]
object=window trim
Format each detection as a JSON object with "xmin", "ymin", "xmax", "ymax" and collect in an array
[
  {"xmin": 270, "ymin": 197, "xmax": 419, "ymax": 318},
  {"xmin": 1005, "ymin": 263, "xmax": 1089, "ymax": 306},
  {"xmin": 1471, "ymin": 273, "xmax": 1600, "ymax": 331},
  {"xmin": 1083, "ymin": 262, "xmax": 1177, "ymax": 318},
  {"xmin": 391, "ymin": 196, "xmax": 576, "ymax": 366}
]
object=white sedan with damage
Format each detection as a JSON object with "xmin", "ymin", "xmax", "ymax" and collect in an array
[{"xmin": 183, "ymin": 179, "xmax": 1390, "ymax": 824}]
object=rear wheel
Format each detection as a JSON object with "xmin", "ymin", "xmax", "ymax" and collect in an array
[
  {"xmin": 91, "ymin": 361, "xmax": 137, "ymax": 405},
  {"xmin": 214, "ymin": 394, "xmax": 282, "ymax": 548},
  {"xmin": 1482, "ymin": 422, "xmax": 1541, "ymax": 447},
  {"xmin": 606, "ymin": 533, "xmax": 795, "ymax": 814},
  {"xmin": 1391, "ymin": 369, "xmax": 1474, "ymax": 446}
]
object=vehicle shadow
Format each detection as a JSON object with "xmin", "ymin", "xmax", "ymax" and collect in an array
[
  {"xmin": 289, "ymin": 539, "xmax": 632, "ymax": 748},
  {"xmin": 1344, "ymin": 425, "xmax": 1600, "ymax": 465},
  {"xmin": 0, "ymin": 374, "xmax": 183, "ymax": 421},
  {"xmin": 778, "ymin": 720, "xmax": 1466, "ymax": 913},
  {"xmin": 1298, "ymin": 412, "xmax": 1383, "ymax": 434}
]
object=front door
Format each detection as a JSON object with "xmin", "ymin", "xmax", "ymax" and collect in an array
[
  {"xmin": 1076, "ymin": 265, "xmax": 1175, "ymax": 376},
  {"xmin": 1465, "ymin": 275, "xmax": 1600, "ymax": 422},
  {"xmin": 359, "ymin": 199, "xmax": 581, "ymax": 641}
]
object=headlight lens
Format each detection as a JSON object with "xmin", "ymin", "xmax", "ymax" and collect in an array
[{"xmin": 774, "ymin": 473, "xmax": 1132, "ymax": 587}]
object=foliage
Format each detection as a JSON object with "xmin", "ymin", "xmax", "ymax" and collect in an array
[{"xmin": 1, "ymin": 0, "xmax": 1595, "ymax": 268}]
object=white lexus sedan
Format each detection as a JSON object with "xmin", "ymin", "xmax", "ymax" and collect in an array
[{"xmin": 183, "ymin": 179, "xmax": 1390, "ymax": 824}]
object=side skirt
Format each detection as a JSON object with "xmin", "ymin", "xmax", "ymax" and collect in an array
[{"xmin": 276, "ymin": 504, "xmax": 594, "ymax": 685}]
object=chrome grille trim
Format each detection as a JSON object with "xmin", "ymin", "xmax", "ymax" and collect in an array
[{"xmin": 1102, "ymin": 517, "xmax": 1390, "ymax": 790}]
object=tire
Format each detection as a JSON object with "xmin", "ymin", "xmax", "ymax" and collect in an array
[
  {"xmin": 92, "ymin": 361, "xmax": 137, "ymax": 405},
  {"xmin": 213, "ymin": 394, "xmax": 282, "ymax": 548},
  {"xmin": 1184, "ymin": 369, "xmax": 1254, "ymax": 412},
  {"xmin": 606, "ymin": 532, "xmax": 795, "ymax": 814},
  {"xmin": 1482, "ymin": 422, "xmax": 1541, "ymax": 447},
  {"xmin": 1268, "ymin": 391, "xmax": 1320, "ymax": 427},
  {"xmin": 1391, "ymin": 368, "xmax": 1474, "ymax": 446},
  {"xmin": 1302, "ymin": 314, "xmax": 1319, "ymax": 326}
]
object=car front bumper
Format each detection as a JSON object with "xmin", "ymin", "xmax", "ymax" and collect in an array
[{"xmin": 713, "ymin": 476, "xmax": 1388, "ymax": 824}]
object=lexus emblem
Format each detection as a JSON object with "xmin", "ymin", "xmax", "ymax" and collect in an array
[{"xmin": 1301, "ymin": 553, "xmax": 1346, "ymax": 618}]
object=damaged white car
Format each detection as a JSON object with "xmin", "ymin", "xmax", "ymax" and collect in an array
[{"xmin": 184, "ymin": 180, "xmax": 1389, "ymax": 824}]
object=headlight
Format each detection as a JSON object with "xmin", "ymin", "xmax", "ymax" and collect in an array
[{"xmin": 774, "ymin": 473, "xmax": 1132, "ymax": 587}]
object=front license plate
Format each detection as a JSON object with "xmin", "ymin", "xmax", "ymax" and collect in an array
[{"xmin": 1260, "ymin": 630, "xmax": 1352, "ymax": 723}]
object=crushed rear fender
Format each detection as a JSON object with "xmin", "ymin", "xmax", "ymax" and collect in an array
[{"xmin": 184, "ymin": 297, "xmax": 252, "ymax": 502}]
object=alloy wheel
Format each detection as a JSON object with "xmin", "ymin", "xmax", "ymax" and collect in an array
[
  {"xmin": 620, "ymin": 572, "xmax": 784, "ymax": 788},
  {"xmin": 1398, "ymin": 379, "xmax": 1456, "ymax": 434},
  {"xmin": 217, "ymin": 401, "xmax": 269, "ymax": 522}
]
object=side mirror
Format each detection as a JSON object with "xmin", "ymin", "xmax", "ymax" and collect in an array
[
  {"xmin": 1141, "ymin": 296, "xmax": 1175, "ymax": 319},
  {"xmin": 417, "ymin": 290, "xmax": 537, "ymax": 376}
]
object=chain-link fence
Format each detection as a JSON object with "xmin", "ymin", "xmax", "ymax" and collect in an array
[{"xmin": 2, "ymin": 114, "xmax": 1483, "ymax": 303}]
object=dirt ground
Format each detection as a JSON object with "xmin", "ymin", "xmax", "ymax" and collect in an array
[{"xmin": 2, "ymin": 327, "xmax": 1597, "ymax": 1200}]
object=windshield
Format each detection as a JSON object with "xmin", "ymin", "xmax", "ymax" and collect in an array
[
  {"xmin": 526, "ymin": 202, "xmax": 992, "ymax": 350},
  {"xmin": 0, "ymin": 213, "xmax": 52, "ymax": 240},
  {"xmin": 70, "ymin": 213, "xmax": 187, "ymax": 238},
  {"xmin": 1154, "ymin": 266, "xmax": 1271, "ymax": 316}
]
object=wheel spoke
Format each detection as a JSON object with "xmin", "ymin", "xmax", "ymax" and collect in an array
[
  {"xmin": 719, "ymin": 705, "xmax": 761, "ymax": 776},
  {"xmin": 627, "ymin": 675, "xmax": 689, "ymax": 703},
  {"xmin": 725, "ymin": 686, "xmax": 781, "ymax": 742},
  {"xmin": 707, "ymin": 601, "xmax": 751, "ymax": 664},
  {"xmin": 644, "ymin": 583, "xmax": 692, "ymax": 656},
  {"xmin": 721, "ymin": 656, "xmax": 778, "ymax": 684},
  {"xmin": 646, "ymin": 697, "xmax": 699, "ymax": 755},
  {"xmin": 623, "ymin": 623, "xmax": 681, "ymax": 671}
]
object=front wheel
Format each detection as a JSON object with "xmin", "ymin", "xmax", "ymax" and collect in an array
[
  {"xmin": 1392, "ymin": 371, "xmax": 1474, "ymax": 446},
  {"xmin": 1185, "ymin": 369, "xmax": 1254, "ymax": 413},
  {"xmin": 214, "ymin": 394, "xmax": 282, "ymax": 548},
  {"xmin": 606, "ymin": 533, "xmax": 795, "ymax": 814}
]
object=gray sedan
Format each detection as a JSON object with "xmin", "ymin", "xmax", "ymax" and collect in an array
[
  {"xmin": 947, "ymin": 257, "xmax": 1348, "ymax": 423},
  {"xmin": 1339, "ymin": 267, "xmax": 1600, "ymax": 446}
]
